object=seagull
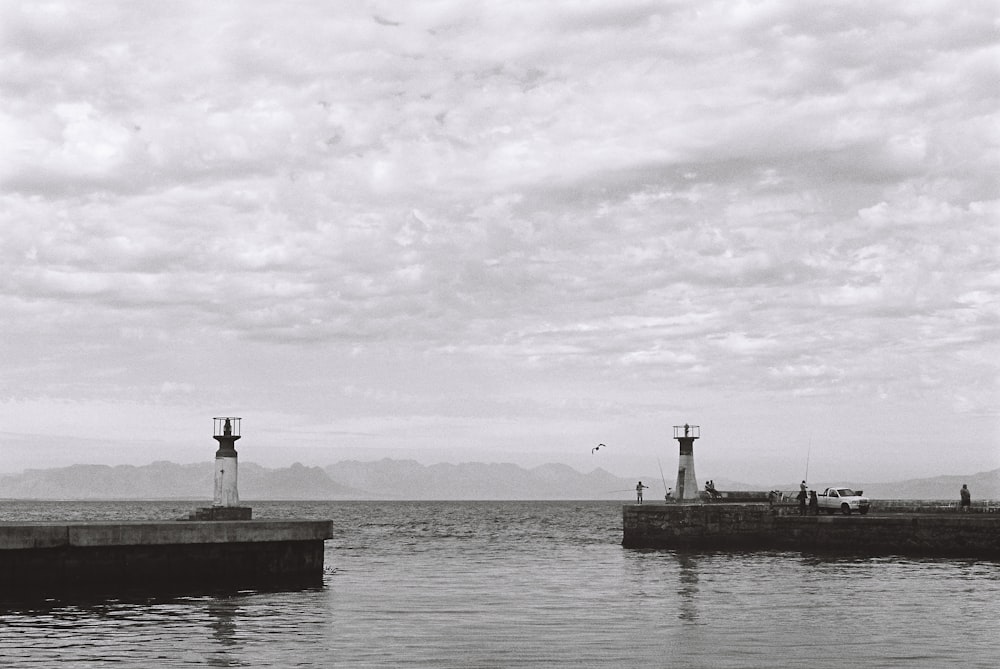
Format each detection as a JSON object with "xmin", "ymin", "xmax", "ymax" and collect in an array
[{"xmin": 592, "ymin": 443, "xmax": 606, "ymax": 454}]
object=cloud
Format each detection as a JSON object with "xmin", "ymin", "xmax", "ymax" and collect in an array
[{"xmin": 0, "ymin": 1, "xmax": 996, "ymax": 479}]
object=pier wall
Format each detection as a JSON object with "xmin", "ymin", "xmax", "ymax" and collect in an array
[
  {"xmin": 771, "ymin": 515, "xmax": 1000, "ymax": 556},
  {"xmin": 0, "ymin": 520, "xmax": 333, "ymax": 597},
  {"xmin": 622, "ymin": 503, "xmax": 774, "ymax": 549},
  {"xmin": 870, "ymin": 499, "xmax": 999, "ymax": 514},
  {"xmin": 623, "ymin": 503, "xmax": 1000, "ymax": 558}
]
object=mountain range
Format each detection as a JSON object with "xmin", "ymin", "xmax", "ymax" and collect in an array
[{"xmin": 0, "ymin": 459, "xmax": 997, "ymax": 501}]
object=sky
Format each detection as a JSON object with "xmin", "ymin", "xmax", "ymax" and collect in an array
[{"xmin": 1, "ymin": 1, "xmax": 997, "ymax": 486}]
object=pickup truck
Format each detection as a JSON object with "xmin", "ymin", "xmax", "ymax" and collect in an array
[{"xmin": 816, "ymin": 487, "xmax": 870, "ymax": 515}]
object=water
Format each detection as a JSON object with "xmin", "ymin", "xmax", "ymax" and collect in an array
[{"xmin": 1, "ymin": 500, "xmax": 997, "ymax": 668}]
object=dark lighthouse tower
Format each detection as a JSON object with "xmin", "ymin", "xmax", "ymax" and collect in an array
[{"xmin": 673, "ymin": 423, "xmax": 700, "ymax": 501}]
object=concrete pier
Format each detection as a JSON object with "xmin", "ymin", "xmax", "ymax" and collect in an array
[
  {"xmin": 0, "ymin": 519, "xmax": 333, "ymax": 597},
  {"xmin": 623, "ymin": 502, "xmax": 1000, "ymax": 558}
]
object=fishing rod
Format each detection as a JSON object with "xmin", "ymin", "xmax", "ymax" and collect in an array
[
  {"xmin": 804, "ymin": 437, "xmax": 812, "ymax": 483},
  {"xmin": 657, "ymin": 458, "xmax": 669, "ymax": 497}
]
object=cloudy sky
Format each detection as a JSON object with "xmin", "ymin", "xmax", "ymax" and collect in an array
[{"xmin": 1, "ymin": 1, "xmax": 997, "ymax": 485}]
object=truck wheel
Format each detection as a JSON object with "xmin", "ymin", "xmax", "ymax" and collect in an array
[{"xmin": 840, "ymin": 503, "xmax": 851, "ymax": 515}]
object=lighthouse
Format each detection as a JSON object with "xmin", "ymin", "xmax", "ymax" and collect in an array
[
  {"xmin": 185, "ymin": 418, "xmax": 253, "ymax": 520},
  {"xmin": 213, "ymin": 417, "xmax": 242, "ymax": 507},
  {"xmin": 673, "ymin": 423, "xmax": 700, "ymax": 501}
]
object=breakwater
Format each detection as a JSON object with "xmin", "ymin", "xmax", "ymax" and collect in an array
[
  {"xmin": 0, "ymin": 519, "xmax": 333, "ymax": 597},
  {"xmin": 623, "ymin": 502, "xmax": 1000, "ymax": 558}
]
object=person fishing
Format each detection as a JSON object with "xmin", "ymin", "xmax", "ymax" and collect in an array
[
  {"xmin": 797, "ymin": 481, "xmax": 808, "ymax": 516},
  {"xmin": 635, "ymin": 481, "xmax": 648, "ymax": 504}
]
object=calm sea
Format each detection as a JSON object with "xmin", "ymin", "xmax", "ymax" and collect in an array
[{"xmin": 0, "ymin": 500, "xmax": 997, "ymax": 668}]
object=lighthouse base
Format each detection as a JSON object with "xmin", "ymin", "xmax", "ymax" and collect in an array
[
  {"xmin": 674, "ymin": 454, "xmax": 699, "ymax": 500},
  {"xmin": 213, "ymin": 455, "xmax": 240, "ymax": 507},
  {"xmin": 187, "ymin": 506, "xmax": 252, "ymax": 521}
]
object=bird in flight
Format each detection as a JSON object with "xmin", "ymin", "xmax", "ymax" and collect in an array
[{"xmin": 592, "ymin": 443, "xmax": 606, "ymax": 454}]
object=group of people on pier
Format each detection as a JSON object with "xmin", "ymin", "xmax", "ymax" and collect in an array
[
  {"xmin": 796, "ymin": 481, "xmax": 820, "ymax": 515},
  {"xmin": 637, "ymin": 478, "xmax": 978, "ymax": 512}
]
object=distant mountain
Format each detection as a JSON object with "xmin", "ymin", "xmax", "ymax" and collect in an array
[
  {"xmin": 325, "ymin": 459, "xmax": 634, "ymax": 500},
  {"xmin": 849, "ymin": 469, "xmax": 1000, "ymax": 501},
  {"xmin": 0, "ymin": 461, "xmax": 358, "ymax": 501},
  {"xmin": 239, "ymin": 462, "xmax": 358, "ymax": 499},
  {"xmin": 0, "ymin": 461, "xmax": 211, "ymax": 500},
  {"xmin": 0, "ymin": 459, "xmax": 996, "ymax": 501}
]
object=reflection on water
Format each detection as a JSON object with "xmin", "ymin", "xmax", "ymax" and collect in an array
[
  {"xmin": 1, "ymin": 501, "xmax": 998, "ymax": 668},
  {"xmin": 208, "ymin": 597, "xmax": 239, "ymax": 650},
  {"xmin": 622, "ymin": 549, "xmax": 702, "ymax": 623},
  {"xmin": 674, "ymin": 553, "xmax": 700, "ymax": 623}
]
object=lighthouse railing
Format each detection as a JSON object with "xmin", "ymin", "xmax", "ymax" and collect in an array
[{"xmin": 672, "ymin": 424, "xmax": 700, "ymax": 439}]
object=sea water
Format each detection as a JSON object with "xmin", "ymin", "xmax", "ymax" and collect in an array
[{"xmin": 0, "ymin": 500, "xmax": 997, "ymax": 668}]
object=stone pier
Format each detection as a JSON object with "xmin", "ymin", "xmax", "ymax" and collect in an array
[
  {"xmin": 623, "ymin": 502, "xmax": 1000, "ymax": 558},
  {"xmin": 0, "ymin": 519, "xmax": 333, "ymax": 598}
]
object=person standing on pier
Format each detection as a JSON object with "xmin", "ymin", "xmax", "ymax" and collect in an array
[
  {"xmin": 797, "ymin": 481, "xmax": 808, "ymax": 515},
  {"xmin": 636, "ymin": 481, "xmax": 648, "ymax": 504},
  {"xmin": 960, "ymin": 484, "xmax": 971, "ymax": 512}
]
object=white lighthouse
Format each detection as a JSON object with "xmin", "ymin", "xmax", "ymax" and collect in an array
[
  {"xmin": 186, "ymin": 417, "xmax": 251, "ymax": 520},
  {"xmin": 213, "ymin": 417, "xmax": 242, "ymax": 507},
  {"xmin": 672, "ymin": 423, "xmax": 700, "ymax": 501}
]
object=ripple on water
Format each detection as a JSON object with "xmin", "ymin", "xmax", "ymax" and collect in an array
[{"xmin": 1, "ymin": 501, "xmax": 998, "ymax": 668}]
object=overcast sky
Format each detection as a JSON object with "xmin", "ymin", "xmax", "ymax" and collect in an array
[{"xmin": 1, "ymin": 1, "xmax": 997, "ymax": 485}]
